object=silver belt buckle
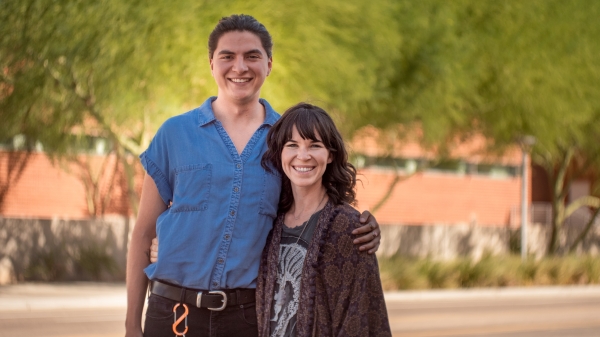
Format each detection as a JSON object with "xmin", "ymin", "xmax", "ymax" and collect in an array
[
  {"xmin": 196, "ymin": 291, "xmax": 228, "ymax": 311},
  {"xmin": 208, "ymin": 290, "xmax": 227, "ymax": 311}
]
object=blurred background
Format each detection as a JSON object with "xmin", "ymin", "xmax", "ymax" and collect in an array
[{"xmin": 1, "ymin": 0, "xmax": 599, "ymax": 287}]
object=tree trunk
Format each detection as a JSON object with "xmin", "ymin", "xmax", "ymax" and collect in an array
[{"xmin": 546, "ymin": 147, "xmax": 574, "ymax": 255}]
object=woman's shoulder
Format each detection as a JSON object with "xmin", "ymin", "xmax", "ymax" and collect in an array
[
  {"xmin": 328, "ymin": 203, "xmax": 361, "ymax": 234},
  {"xmin": 331, "ymin": 203, "xmax": 360, "ymax": 220}
]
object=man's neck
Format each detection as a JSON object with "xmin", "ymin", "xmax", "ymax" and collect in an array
[
  {"xmin": 210, "ymin": 96, "xmax": 266, "ymax": 155},
  {"xmin": 212, "ymin": 97, "xmax": 264, "ymax": 124}
]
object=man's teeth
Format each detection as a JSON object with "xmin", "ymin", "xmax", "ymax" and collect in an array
[
  {"xmin": 294, "ymin": 167, "xmax": 314, "ymax": 172},
  {"xmin": 231, "ymin": 78, "xmax": 250, "ymax": 83}
]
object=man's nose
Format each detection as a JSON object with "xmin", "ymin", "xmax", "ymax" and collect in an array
[{"xmin": 232, "ymin": 57, "xmax": 248, "ymax": 72}]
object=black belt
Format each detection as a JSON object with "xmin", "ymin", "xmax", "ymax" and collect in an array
[{"xmin": 150, "ymin": 280, "xmax": 255, "ymax": 311}]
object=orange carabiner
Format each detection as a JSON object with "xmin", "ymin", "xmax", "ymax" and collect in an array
[{"xmin": 172, "ymin": 303, "xmax": 189, "ymax": 336}]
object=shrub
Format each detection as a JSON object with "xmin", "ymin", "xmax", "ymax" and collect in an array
[{"xmin": 378, "ymin": 254, "xmax": 600, "ymax": 290}]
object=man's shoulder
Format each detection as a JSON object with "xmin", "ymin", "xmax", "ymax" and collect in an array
[
  {"xmin": 259, "ymin": 98, "xmax": 281, "ymax": 125},
  {"xmin": 157, "ymin": 101, "xmax": 212, "ymax": 134}
]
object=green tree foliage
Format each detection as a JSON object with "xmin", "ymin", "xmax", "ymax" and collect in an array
[
  {"xmin": 358, "ymin": 0, "xmax": 600, "ymax": 254},
  {"xmin": 0, "ymin": 0, "xmax": 207, "ymax": 212},
  {"xmin": 1, "ymin": 0, "xmax": 598, "ymax": 254},
  {"xmin": 462, "ymin": 0, "xmax": 600, "ymax": 254},
  {"xmin": 1, "ymin": 0, "xmax": 401, "ymax": 213}
]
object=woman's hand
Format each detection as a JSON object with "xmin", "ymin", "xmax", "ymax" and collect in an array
[
  {"xmin": 352, "ymin": 210, "xmax": 381, "ymax": 254},
  {"xmin": 149, "ymin": 237, "xmax": 158, "ymax": 263}
]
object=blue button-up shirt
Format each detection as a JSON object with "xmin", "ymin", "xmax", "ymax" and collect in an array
[{"xmin": 140, "ymin": 97, "xmax": 281, "ymax": 290}]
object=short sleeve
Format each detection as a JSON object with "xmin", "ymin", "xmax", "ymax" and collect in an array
[{"xmin": 139, "ymin": 124, "xmax": 173, "ymax": 206}]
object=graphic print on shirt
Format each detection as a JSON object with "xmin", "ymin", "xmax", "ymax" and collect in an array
[{"xmin": 270, "ymin": 241, "xmax": 306, "ymax": 337}]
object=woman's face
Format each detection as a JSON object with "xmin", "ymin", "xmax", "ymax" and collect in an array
[{"xmin": 281, "ymin": 126, "xmax": 332, "ymax": 191}]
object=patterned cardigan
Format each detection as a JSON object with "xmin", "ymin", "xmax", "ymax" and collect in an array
[{"xmin": 256, "ymin": 201, "xmax": 392, "ymax": 337}]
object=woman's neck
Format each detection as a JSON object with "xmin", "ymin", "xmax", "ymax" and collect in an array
[{"xmin": 286, "ymin": 185, "xmax": 328, "ymax": 228}]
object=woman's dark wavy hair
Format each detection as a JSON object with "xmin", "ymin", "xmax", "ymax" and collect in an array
[
  {"xmin": 261, "ymin": 103, "xmax": 357, "ymax": 213},
  {"xmin": 208, "ymin": 14, "xmax": 273, "ymax": 59}
]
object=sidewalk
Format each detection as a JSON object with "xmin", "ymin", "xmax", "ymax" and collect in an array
[
  {"xmin": 0, "ymin": 282, "xmax": 126, "ymax": 312},
  {"xmin": 2, "ymin": 282, "xmax": 600, "ymax": 312}
]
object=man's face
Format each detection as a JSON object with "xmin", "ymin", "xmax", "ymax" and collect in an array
[{"xmin": 210, "ymin": 31, "xmax": 272, "ymax": 105}]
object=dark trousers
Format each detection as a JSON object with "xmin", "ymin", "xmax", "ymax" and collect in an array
[{"xmin": 143, "ymin": 293, "xmax": 258, "ymax": 337}]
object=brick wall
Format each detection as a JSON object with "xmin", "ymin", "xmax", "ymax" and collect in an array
[
  {"xmin": 1, "ymin": 150, "xmax": 531, "ymax": 227},
  {"xmin": 356, "ymin": 169, "xmax": 527, "ymax": 227},
  {"xmin": 0, "ymin": 151, "xmax": 136, "ymax": 219}
]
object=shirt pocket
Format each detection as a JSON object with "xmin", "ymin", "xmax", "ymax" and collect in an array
[
  {"xmin": 171, "ymin": 163, "xmax": 212, "ymax": 212},
  {"xmin": 259, "ymin": 169, "xmax": 281, "ymax": 218}
]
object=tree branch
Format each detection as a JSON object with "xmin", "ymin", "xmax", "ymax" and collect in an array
[{"xmin": 569, "ymin": 207, "xmax": 600, "ymax": 253}]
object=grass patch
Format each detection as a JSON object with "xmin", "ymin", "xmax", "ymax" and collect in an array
[{"xmin": 378, "ymin": 254, "xmax": 600, "ymax": 290}]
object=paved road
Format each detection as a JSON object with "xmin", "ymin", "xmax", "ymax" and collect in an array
[
  {"xmin": 0, "ymin": 308, "xmax": 125, "ymax": 337},
  {"xmin": 1, "ymin": 284, "xmax": 599, "ymax": 336},
  {"xmin": 386, "ymin": 289, "xmax": 600, "ymax": 336}
]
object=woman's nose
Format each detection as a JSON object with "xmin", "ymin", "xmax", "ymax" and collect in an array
[{"xmin": 297, "ymin": 147, "xmax": 311, "ymax": 160}]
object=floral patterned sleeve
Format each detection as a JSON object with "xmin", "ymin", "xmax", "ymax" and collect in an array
[{"xmin": 314, "ymin": 207, "xmax": 392, "ymax": 337}]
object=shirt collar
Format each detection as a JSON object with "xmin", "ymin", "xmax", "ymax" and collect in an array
[{"xmin": 197, "ymin": 97, "xmax": 280, "ymax": 127}]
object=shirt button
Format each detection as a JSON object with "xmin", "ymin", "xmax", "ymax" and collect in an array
[
  {"xmin": 230, "ymin": 210, "xmax": 235, "ymax": 216},
  {"xmin": 217, "ymin": 258, "xmax": 224, "ymax": 264},
  {"xmin": 224, "ymin": 234, "xmax": 230, "ymax": 240},
  {"xmin": 236, "ymin": 163, "xmax": 241, "ymax": 169},
  {"xmin": 212, "ymin": 281, "xmax": 218, "ymax": 287},
  {"xmin": 233, "ymin": 187, "xmax": 239, "ymax": 193}
]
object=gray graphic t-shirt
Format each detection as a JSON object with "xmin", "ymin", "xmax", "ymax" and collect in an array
[{"xmin": 269, "ymin": 210, "xmax": 322, "ymax": 337}]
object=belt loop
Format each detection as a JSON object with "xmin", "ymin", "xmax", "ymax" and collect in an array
[
  {"xmin": 180, "ymin": 287, "xmax": 186, "ymax": 304},
  {"xmin": 236, "ymin": 289, "xmax": 241, "ymax": 305}
]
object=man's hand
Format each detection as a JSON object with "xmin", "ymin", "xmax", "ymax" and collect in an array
[
  {"xmin": 149, "ymin": 237, "xmax": 158, "ymax": 263},
  {"xmin": 352, "ymin": 210, "xmax": 381, "ymax": 254}
]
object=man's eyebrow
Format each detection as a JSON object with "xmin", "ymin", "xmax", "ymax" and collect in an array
[
  {"xmin": 245, "ymin": 49, "xmax": 263, "ymax": 55},
  {"xmin": 217, "ymin": 49, "xmax": 263, "ymax": 55}
]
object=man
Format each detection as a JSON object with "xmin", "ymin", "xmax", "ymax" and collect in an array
[{"xmin": 125, "ymin": 14, "xmax": 381, "ymax": 337}]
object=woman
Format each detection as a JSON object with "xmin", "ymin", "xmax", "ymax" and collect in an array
[{"xmin": 257, "ymin": 103, "xmax": 391, "ymax": 337}]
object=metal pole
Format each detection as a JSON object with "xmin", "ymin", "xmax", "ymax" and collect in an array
[{"xmin": 521, "ymin": 149, "xmax": 528, "ymax": 261}]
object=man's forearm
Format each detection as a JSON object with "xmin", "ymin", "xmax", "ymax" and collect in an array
[{"xmin": 125, "ymin": 232, "xmax": 152, "ymax": 332}]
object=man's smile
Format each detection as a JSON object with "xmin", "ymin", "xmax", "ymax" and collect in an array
[{"xmin": 229, "ymin": 78, "xmax": 251, "ymax": 83}]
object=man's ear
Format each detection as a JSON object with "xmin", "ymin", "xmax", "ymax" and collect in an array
[
  {"xmin": 267, "ymin": 57, "xmax": 273, "ymax": 76},
  {"xmin": 209, "ymin": 57, "xmax": 214, "ymax": 75}
]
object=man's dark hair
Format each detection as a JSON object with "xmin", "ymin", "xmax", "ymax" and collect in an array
[
  {"xmin": 208, "ymin": 14, "xmax": 273, "ymax": 59},
  {"xmin": 262, "ymin": 103, "xmax": 357, "ymax": 213}
]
